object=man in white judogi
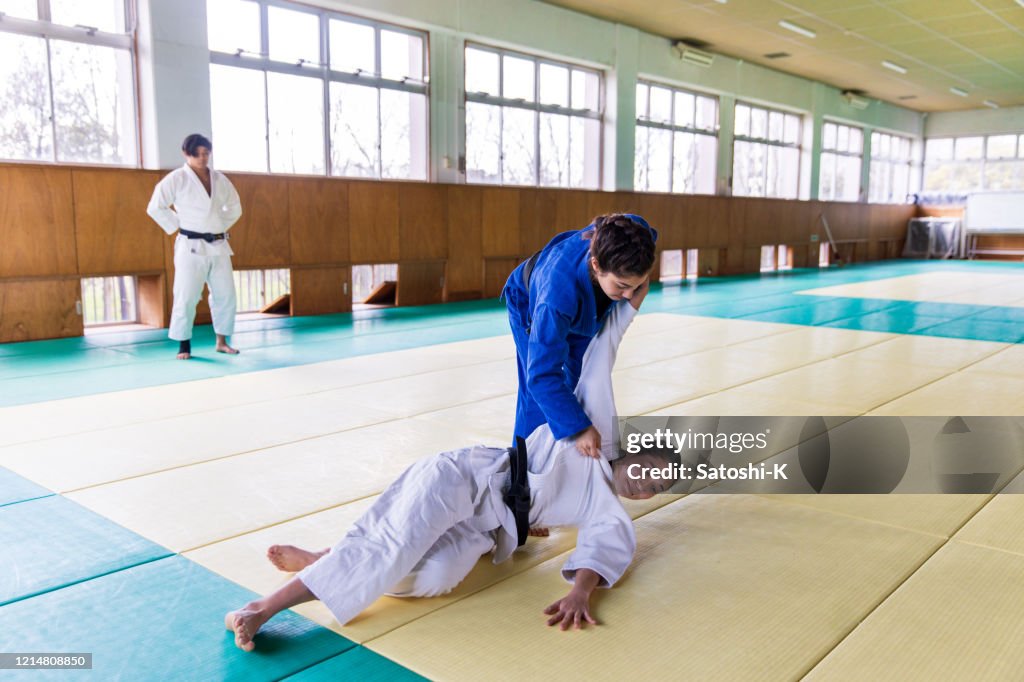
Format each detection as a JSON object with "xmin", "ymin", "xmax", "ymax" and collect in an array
[
  {"xmin": 147, "ymin": 133, "xmax": 242, "ymax": 359},
  {"xmin": 226, "ymin": 279, "xmax": 672, "ymax": 650}
]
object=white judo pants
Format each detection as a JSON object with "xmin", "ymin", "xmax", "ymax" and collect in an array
[
  {"xmin": 297, "ymin": 449, "xmax": 503, "ymax": 626},
  {"xmin": 169, "ymin": 236, "xmax": 237, "ymax": 341}
]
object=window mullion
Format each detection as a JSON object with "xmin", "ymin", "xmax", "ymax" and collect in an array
[
  {"xmin": 44, "ymin": 37, "xmax": 58, "ymax": 162},
  {"xmin": 534, "ymin": 60, "xmax": 540, "ymax": 185}
]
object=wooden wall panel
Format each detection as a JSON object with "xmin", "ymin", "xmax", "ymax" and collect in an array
[
  {"xmin": 399, "ymin": 184, "xmax": 447, "ymax": 261},
  {"xmin": 230, "ymin": 175, "xmax": 291, "ymax": 268},
  {"xmin": 0, "ymin": 165, "xmax": 76, "ymax": 278},
  {"xmin": 73, "ymin": 169, "xmax": 165, "ymax": 274},
  {"xmin": 397, "ymin": 260, "xmax": 445, "ymax": 306},
  {"xmin": 136, "ymin": 274, "xmax": 166, "ymax": 328},
  {"xmin": 0, "ymin": 278, "xmax": 82, "ymax": 342},
  {"xmin": 349, "ymin": 181, "xmax": 399, "ymax": 263},
  {"xmin": 518, "ymin": 189, "xmax": 559, "ymax": 255},
  {"xmin": 481, "ymin": 187, "xmax": 520, "ymax": 257},
  {"xmin": 586, "ymin": 191, "xmax": 623, "ymax": 220},
  {"xmin": 289, "ymin": 178, "xmax": 349, "ymax": 265},
  {"xmin": 290, "ymin": 266, "xmax": 351, "ymax": 315},
  {"xmin": 446, "ymin": 186, "xmax": 483, "ymax": 298},
  {"xmin": 554, "ymin": 190, "xmax": 590, "ymax": 235},
  {"xmin": 484, "ymin": 257, "xmax": 520, "ymax": 299}
]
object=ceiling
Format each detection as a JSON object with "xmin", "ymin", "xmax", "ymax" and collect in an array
[{"xmin": 543, "ymin": 0, "xmax": 1024, "ymax": 112}]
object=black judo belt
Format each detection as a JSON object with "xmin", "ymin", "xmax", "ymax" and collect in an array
[
  {"xmin": 504, "ymin": 436, "xmax": 531, "ymax": 547},
  {"xmin": 179, "ymin": 228, "xmax": 226, "ymax": 243},
  {"xmin": 520, "ymin": 250, "xmax": 541, "ymax": 294}
]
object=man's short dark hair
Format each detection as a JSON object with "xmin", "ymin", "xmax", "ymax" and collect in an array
[{"xmin": 182, "ymin": 133, "xmax": 212, "ymax": 157}]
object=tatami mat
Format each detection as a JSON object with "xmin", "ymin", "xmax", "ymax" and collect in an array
[{"xmin": 367, "ymin": 494, "xmax": 943, "ymax": 681}]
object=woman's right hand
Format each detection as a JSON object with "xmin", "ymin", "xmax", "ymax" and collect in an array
[
  {"xmin": 628, "ymin": 277, "xmax": 649, "ymax": 310},
  {"xmin": 574, "ymin": 425, "xmax": 602, "ymax": 458}
]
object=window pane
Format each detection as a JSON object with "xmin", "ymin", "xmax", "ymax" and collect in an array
[
  {"xmin": 893, "ymin": 163, "xmax": 909, "ymax": 201},
  {"xmin": 836, "ymin": 124, "xmax": 849, "ymax": 152},
  {"xmin": 984, "ymin": 161, "xmax": 1023, "ymax": 191},
  {"xmin": 268, "ymin": 6, "xmax": 319, "ymax": 65},
  {"xmin": 51, "ymin": 0, "xmax": 123, "ymax": 33},
  {"xmin": 875, "ymin": 133, "xmax": 890, "ymax": 158},
  {"xmin": 783, "ymin": 114, "xmax": 800, "ymax": 145},
  {"xmin": 465, "ymin": 101, "xmax": 500, "ymax": 183},
  {"xmin": 210, "ymin": 65, "xmax": 267, "ymax": 172},
  {"xmin": 539, "ymin": 63, "xmax": 569, "ymax": 107},
  {"xmin": 267, "ymin": 73, "xmax": 324, "ymax": 174},
  {"xmin": 955, "ymin": 137, "xmax": 983, "ymax": 160},
  {"xmin": 502, "ymin": 107, "xmax": 536, "ymax": 184},
  {"xmin": 329, "ymin": 82, "xmax": 378, "ymax": 177},
  {"xmin": 465, "ymin": 47, "xmax": 499, "ymax": 96},
  {"xmin": 0, "ymin": 33, "xmax": 53, "ymax": 161},
  {"xmin": 568, "ymin": 116, "xmax": 592, "ymax": 189},
  {"xmin": 539, "ymin": 112, "xmax": 569, "ymax": 186},
  {"xmin": 503, "ymin": 55, "xmax": 534, "ymax": 102},
  {"xmin": 330, "ymin": 19, "xmax": 374, "ymax": 74},
  {"xmin": 848, "ymin": 127, "xmax": 862, "ymax": 154},
  {"xmin": 635, "ymin": 126, "xmax": 649, "ymax": 190},
  {"xmin": 635, "ymin": 83, "xmax": 649, "ymax": 118},
  {"xmin": 0, "ymin": 0, "xmax": 36, "ymax": 20},
  {"xmin": 672, "ymin": 131, "xmax": 695, "ymax": 193},
  {"xmin": 733, "ymin": 140, "xmax": 765, "ymax": 197},
  {"xmin": 734, "ymin": 104, "xmax": 750, "ymax": 137},
  {"xmin": 926, "ymin": 138, "xmax": 953, "ymax": 160},
  {"xmin": 571, "ymin": 69, "xmax": 599, "ymax": 111},
  {"xmin": 646, "ymin": 127, "xmax": 670, "ymax": 192},
  {"xmin": 823, "ymin": 123, "xmax": 837, "ymax": 150},
  {"xmin": 750, "ymin": 107, "xmax": 767, "ymax": 139},
  {"xmin": 381, "ymin": 30, "xmax": 424, "ymax": 81},
  {"xmin": 81, "ymin": 276, "xmax": 137, "ymax": 325},
  {"xmin": 768, "ymin": 111, "xmax": 783, "ymax": 142},
  {"xmin": 208, "ymin": 0, "xmax": 261, "ymax": 55},
  {"xmin": 777, "ymin": 147, "xmax": 800, "ymax": 199},
  {"xmin": 924, "ymin": 161, "xmax": 980, "ymax": 192},
  {"xmin": 1020, "ymin": 134, "xmax": 1024, "ymax": 159},
  {"xmin": 649, "ymin": 86, "xmax": 671, "ymax": 124},
  {"xmin": 986, "ymin": 134, "xmax": 1016, "ymax": 160},
  {"xmin": 674, "ymin": 91, "xmax": 694, "ymax": 128},
  {"xmin": 696, "ymin": 96, "xmax": 716, "ymax": 132},
  {"xmin": 381, "ymin": 89, "xmax": 426, "ymax": 180},
  {"xmin": 820, "ymin": 151, "xmax": 836, "ymax": 200},
  {"xmin": 693, "ymin": 134, "xmax": 717, "ymax": 194},
  {"xmin": 51, "ymin": 40, "xmax": 136, "ymax": 164},
  {"xmin": 836, "ymin": 155, "xmax": 861, "ymax": 201}
]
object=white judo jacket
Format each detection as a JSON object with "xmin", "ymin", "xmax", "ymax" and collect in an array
[{"xmin": 146, "ymin": 163, "xmax": 242, "ymax": 256}]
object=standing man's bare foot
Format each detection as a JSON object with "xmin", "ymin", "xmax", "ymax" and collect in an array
[
  {"xmin": 176, "ymin": 351, "xmax": 191, "ymax": 360},
  {"xmin": 225, "ymin": 603, "xmax": 270, "ymax": 652},
  {"xmin": 215, "ymin": 334, "xmax": 240, "ymax": 355},
  {"xmin": 528, "ymin": 527, "xmax": 550, "ymax": 538},
  {"xmin": 267, "ymin": 545, "xmax": 329, "ymax": 572}
]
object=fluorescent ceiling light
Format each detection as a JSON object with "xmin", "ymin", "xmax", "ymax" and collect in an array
[
  {"xmin": 983, "ymin": 100, "xmax": 999, "ymax": 108},
  {"xmin": 778, "ymin": 20, "xmax": 816, "ymax": 38},
  {"xmin": 1017, "ymin": 0, "xmax": 1024, "ymax": 8},
  {"xmin": 882, "ymin": 60, "xmax": 907, "ymax": 74},
  {"xmin": 949, "ymin": 86, "xmax": 968, "ymax": 97}
]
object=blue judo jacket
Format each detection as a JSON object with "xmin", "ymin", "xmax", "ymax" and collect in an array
[{"xmin": 503, "ymin": 215, "xmax": 656, "ymax": 442}]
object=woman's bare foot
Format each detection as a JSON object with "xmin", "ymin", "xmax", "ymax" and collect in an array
[
  {"xmin": 215, "ymin": 334, "xmax": 239, "ymax": 355},
  {"xmin": 225, "ymin": 603, "xmax": 270, "ymax": 652},
  {"xmin": 266, "ymin": 545, "xmax": 328, "ymax": 572}
]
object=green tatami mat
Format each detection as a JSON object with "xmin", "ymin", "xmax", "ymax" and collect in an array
[
  {"xmin": 0, "ymin": 495, "xmax": 171, "ymax": 605},
  {"xmin": 0, "ymin": 555, "xmax": 353, "ymax": 681}
]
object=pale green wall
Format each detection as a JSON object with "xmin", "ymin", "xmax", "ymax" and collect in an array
[{"xmin": 925, "ymin": 106, "xmax": 1024, "ymax": 138}]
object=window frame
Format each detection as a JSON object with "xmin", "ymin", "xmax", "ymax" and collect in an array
[
  {"xmin": 731, "ymin": 101, "xmax": 802, "ymax": 199},
  {"xmin": 819, "ymin": 120, "xmax": 864, "ymax": 202},
  {"xmin": 634, "ymin": 78, "xmax": 719, "ymax": 195},
  {"xmin": 208, "ymin": 0, "xmax": 429, "ymax": 178},
  {"xmin": 923, "ymin": 133, "xmax": 1024, "ymax": 193},
  {"xmin": 868, "ymin": 130, "xmax": 912, "ymax": 204},
  {"xmin": 463, "ymin": 41, "xmax": 603, "ymax": 188},
  {"xmin": 0, "ymin": 0, "xmax": 139, "ymax": 167}
]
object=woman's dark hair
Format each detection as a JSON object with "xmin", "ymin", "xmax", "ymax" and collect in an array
[
  {"xmin": 182, "ymin": 133, "xmax": 212, "ymax": 157},
  {"xmin": 589, "ymin": 213, "xmax": 656, "ymax": 277}
]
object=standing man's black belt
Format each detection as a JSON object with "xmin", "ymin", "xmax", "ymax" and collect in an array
[
  {"xmin": 504, "ymin": 436, "xmax": 531, "ymax": 547},
  {"xmin": 179, "ymin": 228, "xmax": 226, "ymax": 243}
]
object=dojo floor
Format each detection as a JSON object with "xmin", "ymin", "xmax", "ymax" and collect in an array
[{"xmin": 2, "ymin": 260, "xmax": 1024, "ymax": 681}]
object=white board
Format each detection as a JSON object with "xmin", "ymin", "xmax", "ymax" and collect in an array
[{"xmin": 965, "ymin": 192, "xmax": 1024, "ymax": 232}]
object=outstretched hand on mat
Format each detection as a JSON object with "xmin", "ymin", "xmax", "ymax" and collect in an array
[{"xmin": 544, "ymin": 568, "xmax": 601, "ymax": 630}]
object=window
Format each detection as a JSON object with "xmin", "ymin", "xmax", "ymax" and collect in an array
[
  {"xmin": 924, "ymin": 134, "xmax": 1024, "ymax": 193},
  {"xmin": 208, "ymin": 0, "xmax": 428, "ymax": 179},
  {"xmin": 81, "ymin": 275, "xmax": 137, "ymax": 326},
  {"xmin": 464, "ymin": 44, "xmax": 601, "ymax": 188},
  {"xmin": 659, "ymin": 249, "xmax": 684, "ymax": 283},
  {"xmin": 635, "ymin": 81, "xmax": 717, "ymax": 194},
  {"xmin": 819, "ymin": 122, "xmax": 863, "ymax": 202},
  {"xmin": 869, "ymin": 132, "xmax": 912, "ymax": 203},
  {"xmin": 0, "ymin": 0, "xmax": 137, "ymax": 165},
  {"xmin": 732, "ymin": 103, "xmax": 801, "ymax": 199},
  {"xmin": 233, "ymin": 268, "xmax": 290, "ymax": 313},
  {"xmin": 352, "ymin": 263, "xmax": 397, "ymax": 305}
]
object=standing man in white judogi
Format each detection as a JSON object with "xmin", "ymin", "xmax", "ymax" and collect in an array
[{"xmin": 147, "ymin": 133, "xmax": 242, "ymax": 359}]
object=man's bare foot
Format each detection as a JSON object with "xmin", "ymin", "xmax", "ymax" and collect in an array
[
  {"xmin": 266, "ymin": 545, "xmax": 328, "ymax": 572},
  {"xmin": 216, "ymin": 344, "xmax": 239, "ymax": 355},
  {"xmin": 528, "ymin": 527, "xmax": 550, "ymax": 538},
  {"xmin": 176, "ymin": 352, "xmax": 191, "ymax": 360},
  {"xmin": 225, "ymin": 603, "xmax": 270, "ymax": 652}
]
